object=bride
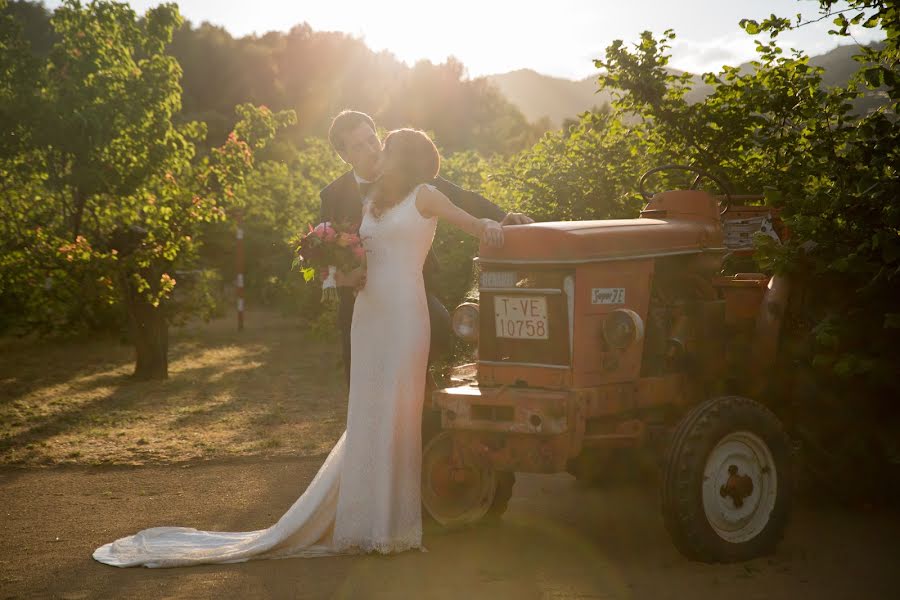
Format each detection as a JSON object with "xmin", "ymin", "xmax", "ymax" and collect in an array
[{"xmin": 93, "ymin": 128, "xmax": 505, "ymax": 567}]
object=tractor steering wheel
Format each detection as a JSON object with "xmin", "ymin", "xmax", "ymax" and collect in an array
[{"xmin": 638, "ymin": 164, "xmax": 733, "ymax": 215}]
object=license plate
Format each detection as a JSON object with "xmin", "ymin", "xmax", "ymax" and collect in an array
[{"xmin": 494, "ymin": 295, "xmax": 549, "ymax": 339}]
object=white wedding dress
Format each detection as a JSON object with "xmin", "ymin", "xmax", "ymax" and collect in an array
[{"xmin": 93, "ymin": 184, "xmax": 437, "ymax": 567}]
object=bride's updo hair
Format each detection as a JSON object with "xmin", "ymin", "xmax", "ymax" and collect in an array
[{"xmin": 371, "ymin": 129, "xmax": 440, "ymax": 219}]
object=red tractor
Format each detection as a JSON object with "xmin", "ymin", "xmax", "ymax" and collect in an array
[{"xmin": 422, "ymin": 165, "xmax": 793, "ymax": 562}]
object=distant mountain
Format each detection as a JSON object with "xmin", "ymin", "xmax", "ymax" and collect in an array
[
  {"xmin": 483, "ymin": 69, "xmax": 611, "ymax": 128},
  {"xmin": 485, "ymin": 43, "xmax": 884, "ymax": 127}
]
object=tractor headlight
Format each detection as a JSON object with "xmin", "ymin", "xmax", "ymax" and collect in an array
[
  {"xmin": 452, "ymin": 302, "xmax": 479, "ymax": 343},
  {"xmin": 602, "ymin": 308, "xmax": 644, "ymax": 350}
]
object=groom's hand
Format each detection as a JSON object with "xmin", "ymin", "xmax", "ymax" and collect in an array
[
  {"xmin": 332, "ymin": 270, "xmax": 350, "ymax": 287},
  {"xmin": 336, "ymin": 267, "xmax": 366, "ymax": 290},
  {"xmin": 500, "ymin": 212, "xmax": 534, "ymax": 226}
]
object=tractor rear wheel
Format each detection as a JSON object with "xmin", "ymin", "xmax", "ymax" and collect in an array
[{"xmin": 661, "ymin": 396, "xmax": 792, "ymax": 562}]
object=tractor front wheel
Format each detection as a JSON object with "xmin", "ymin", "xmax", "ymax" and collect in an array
[
  {"xmin": 661, "ymin": 396, "xmax": 792, "ymax": 562},
  {"xmin": 422, "ymin": 431, "xmax": 514, "ymax": 528}
]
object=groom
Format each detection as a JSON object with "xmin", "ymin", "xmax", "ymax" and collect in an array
[{"xmin": 320, "ymin": 110, "xmax": 533, "ymax": 385}]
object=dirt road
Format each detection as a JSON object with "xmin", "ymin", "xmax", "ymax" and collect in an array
[{"xmin": 2, "ymin": 457, "xmax": 898, "ymax": 599}]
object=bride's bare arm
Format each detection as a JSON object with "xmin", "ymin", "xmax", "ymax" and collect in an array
[{"xmin": 416, "ymin": 185, "xmax": 504, "ymax": 247}]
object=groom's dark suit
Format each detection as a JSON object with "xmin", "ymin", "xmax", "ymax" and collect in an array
[{"xmin": 319, "ymin": 171, "xmax": 506, "ymax": 385}]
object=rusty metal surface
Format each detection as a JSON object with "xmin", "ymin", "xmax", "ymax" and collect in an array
[
  {"xmin": 749, "ymin": 274, "xmax": 791, "ymax": 397},
  {"xmin": 478, "ymin": 191, "xmax": 723, "ymax": 264},
  {"xmin": 721, "ymin": 465, "xmax": 755, "ymax": 508},
  {"xmin": 441, "ymin": 195, "xmax": 793, "ymax": 477},
  {"xmin": 434, "ymin": 373, "xmax": 689, "ymax": 464},
  {"xmin": 478, "ymin": 363, "xmax": 572, "ymax": 388},
  {"xmin": 450, "ymin": 430, "xmax": 573, "ymax": 473},
  {"xmin": 571, "ymin": 260, "xmax": 654, "ymax": 387},
  {"xmin": 433, "ymin": 385, "xmax": 571, "ymax": 435},
  {"xmin": 714, "ymin": 274, "xmax": 769, "ymax": 324},
  {"xmin": 581, "ymin": 419, "xmax": 649, "ymax": 449}
]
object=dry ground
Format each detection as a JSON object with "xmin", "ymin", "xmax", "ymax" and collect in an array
[
  {"xmin": 2, "ymin": 312, "xmax": 898, "ymax": 599},
  {"xmin": 2, "ymin": 462, "xmax": 899, "ymax": 600},
  {"xmin": 0, "ymin": 312, "xmax": 346, "ymax": 466}
]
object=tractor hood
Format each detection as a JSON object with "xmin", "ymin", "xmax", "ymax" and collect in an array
[{"xmin": 479, "ymin": 217, "xmax": 724, "ymax": 264}]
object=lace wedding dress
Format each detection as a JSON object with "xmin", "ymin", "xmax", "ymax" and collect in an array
[{"xmin": 93, "ymin": 184, "xmax": 437, "ymax": 567}]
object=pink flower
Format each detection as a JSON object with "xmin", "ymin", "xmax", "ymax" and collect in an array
[
  {"xmin": 323, "ymin": 225, "xmax": 336, "ymax": 242},
  {"xmin": 352, "ymin": 245, "xmax": 367, "ymax": 260}
]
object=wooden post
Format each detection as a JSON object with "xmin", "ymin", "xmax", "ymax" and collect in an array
[{"xmin": 236, "ymin": 211, "xmax": 245, "ymax": 331}]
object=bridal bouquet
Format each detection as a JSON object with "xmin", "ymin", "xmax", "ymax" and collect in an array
[{"xmin": 293, "ymin": 222, "xmax": 365, "ymax": 304}]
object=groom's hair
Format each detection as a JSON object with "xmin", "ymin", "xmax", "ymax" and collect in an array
[{"xmin": 328, "ymin": 110, "xmax": 377, "ymax": 151}]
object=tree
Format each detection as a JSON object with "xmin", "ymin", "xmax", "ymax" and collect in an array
[
  {"xmin": 9, "ymin": 2, "xmax": 544, "ymax": 155},
  {"xmin": 584, "ymin": 1, "xmax": 898, "ymax": 497},
  {"xmin": 485, "ymin": 111, "xmax": 649, "ymax": 224},
  {"xmin": 591, "ymin": 3, "xmax": 898, "ymax": 392},
  {"xmin": 200, "ymin": 136, "xmax": 348, "ymax": 319},
  {"xmin": 0, "ymin": 0, "xmax": 294, "ymax": 378}
]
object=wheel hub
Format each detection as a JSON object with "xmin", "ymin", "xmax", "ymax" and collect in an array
[
  {"xmin": 422, "ymin": 432, "xmax": 496, "ymax": 527},
  {"xmin": 702, "ymin": 431, "xmax": 778, "ymax": 543},
  {"xmin": 720, "ymin": 464, "xmax": 755, "ymax": 508}
]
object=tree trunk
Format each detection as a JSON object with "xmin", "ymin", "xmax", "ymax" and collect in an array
[{"xmin": 125, "ymin": 281, "xmax": 169, "ymax": 380}]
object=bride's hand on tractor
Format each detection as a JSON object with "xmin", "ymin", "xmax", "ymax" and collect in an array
[
  {"xmin": 479, "ymin": 219, "xmax": 504, "ymax": 247},
  {"xmin": 414, "ymin": 185, "xmax": 506, "ymax": 248}
]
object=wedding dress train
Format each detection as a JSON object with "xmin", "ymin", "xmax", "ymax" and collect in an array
[{"xmin": 93, "ymin": 185, "xmax": 437, "ymax": 567}]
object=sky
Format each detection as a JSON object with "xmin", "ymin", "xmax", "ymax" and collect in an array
[{"xmin": 43, "ymin": 0, "xmax": 884, "ymax": 80}]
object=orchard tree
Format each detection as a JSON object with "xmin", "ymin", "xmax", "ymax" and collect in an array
[
  {"xmin": 583, "ymin": 0, "xmax": 898, "ymax": 493},
  {"xmin": 0, "ymin": 0, "xmax": 294, "ymax": 378},
  {"xmin": 591, "ymin": 2, "xmax": 898, "ymax": 389}
]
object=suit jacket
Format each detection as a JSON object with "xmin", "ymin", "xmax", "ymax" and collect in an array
[{"xmin": 318, "ymin": 170, "xmax": 506, "ymax": 293}]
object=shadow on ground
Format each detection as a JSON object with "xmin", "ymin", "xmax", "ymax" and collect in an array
[
  {"xmin": 0, "ymin": 312, "xmax": 346, "ymax": 465},
  {"xmin": 2, "ymin": 458, "xmax": 898, "ymax": 600}
]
